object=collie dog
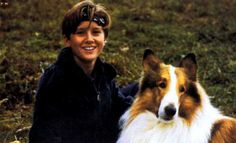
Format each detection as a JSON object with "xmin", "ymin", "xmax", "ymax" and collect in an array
[{"xmin": 117, "ymin": 49, "xmax": 236, "ymax": 143}]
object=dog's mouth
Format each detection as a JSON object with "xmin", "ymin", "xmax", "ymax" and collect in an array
[
  {"xmin": 156, "ymin": 116, "xmax": 176, "ymax": 126},
  {"xmin": 162, "ymin": 116, "xmax": 174, "ymax": 121},
  {"xmin": 158, "ymin": 114, "xmax": 175, "ymax": 123}
]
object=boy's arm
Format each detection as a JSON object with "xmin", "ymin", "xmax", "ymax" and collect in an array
[
  {"xmin": 29, "ymin": 66, "xmax": 64, "ymax": 143},
  {"xmin": 111, "ymin": 81, "xmax": 139, "ymax": 118}
]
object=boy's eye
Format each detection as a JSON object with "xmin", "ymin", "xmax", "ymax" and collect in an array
[
  {"xmin": 77, "ymin": 30, "xmax": 86, "ymax": 34},
  {"xmin": 75, "ymin": 29, "xmax": 102, "ymax": 35},
  {"xmin": 93, "ymin": 30, "xmax": 102, "ymax": 34}
]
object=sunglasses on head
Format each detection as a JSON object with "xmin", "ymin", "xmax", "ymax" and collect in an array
[{"xmin": 80, "ymin": 5, "xmax": 106, "ymax": 27}]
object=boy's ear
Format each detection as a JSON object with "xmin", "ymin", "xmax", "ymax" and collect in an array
[
  {"xmin": 64, "ymin": 38, "xmax": 71, "ymax": 47},
  {"xmin": 103, "ymin": 40, "xmax": 107, "ymax": 47}
]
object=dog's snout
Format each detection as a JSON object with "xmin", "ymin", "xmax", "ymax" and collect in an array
[{"xmin": 164, "ymin": 104, "xmax": 176, "ymax": 117}]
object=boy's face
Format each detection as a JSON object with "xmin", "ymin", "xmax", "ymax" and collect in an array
[{"xmin": 66, "ymin": 21, "xmax": 105, "ymax": 64}]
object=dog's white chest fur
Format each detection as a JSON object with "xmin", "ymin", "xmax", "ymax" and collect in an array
[{"xmin": 117, "ymin": 103, "xmax": 225, "ymax": 143}]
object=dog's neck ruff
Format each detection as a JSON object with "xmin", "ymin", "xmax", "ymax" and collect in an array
[{"xmin": 118, "ymin": 83, "xmax": 226, "ymax": 143}]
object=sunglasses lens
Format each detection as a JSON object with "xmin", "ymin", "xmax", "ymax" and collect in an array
[{"xmin": 81, "ymin": 6, "xmax": 89, "ymax": 18}]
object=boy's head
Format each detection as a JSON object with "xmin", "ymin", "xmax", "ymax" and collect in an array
[{"xmin": 62, "ymin": 0, "xmax": 111, "ymax": 39}]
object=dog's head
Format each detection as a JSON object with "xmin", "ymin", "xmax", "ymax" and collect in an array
[{"xmin": 130, "ymin": 49, "xmax": 202, "ymax": 124}]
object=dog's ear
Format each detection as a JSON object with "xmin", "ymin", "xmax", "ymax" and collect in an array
[
  {"xmin": 143, "ymin": 49, "xmax": 162, "ymax": 72},
  {"xmin": 179, "ymin": 53, "xmax": 198, "ymax": 81}
]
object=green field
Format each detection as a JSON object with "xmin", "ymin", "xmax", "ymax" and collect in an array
[{"xmin": 1, "ymin": 0, "xmax": 236, "ymax": 142}]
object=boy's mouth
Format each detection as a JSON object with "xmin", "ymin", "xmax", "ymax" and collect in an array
[{"xmin": 82, "ymin": 46, "xmax": 96, "ymax": 51}]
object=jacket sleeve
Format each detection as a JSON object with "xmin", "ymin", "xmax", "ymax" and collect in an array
[
  {"xmin": 120, "ymin": 82, "xmax": 139, "ymax": 100},
  {"xmin": 29, "ymin": 66, "xmax": 64, "ymax": 143},
  {"xmin": 111, "ymin": 81, "xmax": 139, "ymax": 120}
]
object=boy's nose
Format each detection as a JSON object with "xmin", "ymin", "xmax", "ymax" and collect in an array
[{"xmin": 85, "ymin": 32, "xmax": 94, "ymax": 42}]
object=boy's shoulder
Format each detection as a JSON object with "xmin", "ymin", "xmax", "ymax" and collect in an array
[
  {"xmin": 40, "ymin": 63, "xmax": 65, "ymax": 87},
  {"xmin": 44, "ymin": 63, "xmax": 63, "ymax": 77},
  {"xmin": 102, "ymin": 62, "xmax": 117, "ymax": 80}
]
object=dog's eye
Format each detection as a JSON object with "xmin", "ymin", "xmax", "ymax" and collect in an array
[
  {"xmin": 158, "ymin": 82, "xmax": 166, "ymax": 89},
  {"xmin": 179, "ymin": 86, "xmax": 186, "ymax": 93}
]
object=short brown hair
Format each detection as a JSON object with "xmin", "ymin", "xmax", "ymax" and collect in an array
[{"xmin": 62, "ymin": 0, "xmax": 111, "ymax": 39}]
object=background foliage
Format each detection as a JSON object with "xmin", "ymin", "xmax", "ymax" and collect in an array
[{"xmin": 0, "ymin": 0, "xmax": 236, "ymax": 142}]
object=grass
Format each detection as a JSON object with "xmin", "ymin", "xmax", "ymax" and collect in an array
[{"xmin": 1, "ymin": 0, "xmax": 236, "ymax": 142}]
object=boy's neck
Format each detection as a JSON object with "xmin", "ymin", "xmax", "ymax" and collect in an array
[{"xmin": 73, "ymin": 56, "xmax": 96, "ymax": 76}]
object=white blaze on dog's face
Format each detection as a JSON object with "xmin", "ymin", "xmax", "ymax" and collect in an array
[
  {"xmin": 130, "ymin": 49, "xmax": 201, "ymax": 124},
  {"xmin": 158, "ymin": 65, "xmax": 179, "ymax": 122}
]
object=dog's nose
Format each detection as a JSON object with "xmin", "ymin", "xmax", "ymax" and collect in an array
[{"xmin": 164, "ymin": 104, "xmax": 176, "ymax": 117}]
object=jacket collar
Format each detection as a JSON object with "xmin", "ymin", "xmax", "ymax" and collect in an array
[{"xmin": 55, "ymin": 47, "xmax": 117, "ymax": 80}]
